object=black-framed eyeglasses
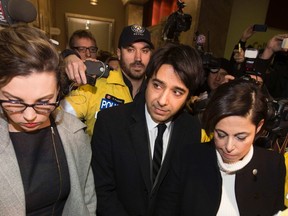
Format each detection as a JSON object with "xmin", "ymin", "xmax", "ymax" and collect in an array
[
  {"xmin": 0, "ymin": 100, "xmax": 59, "ymax": 114},
  {"xmin": 72, "ymin": 46, "xmax": 98, "ymax": 53}
]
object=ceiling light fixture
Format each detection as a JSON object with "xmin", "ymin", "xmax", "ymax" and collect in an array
[{"xmin": 90, "ymin": 0, "xmax": 98, "ymax": 5}]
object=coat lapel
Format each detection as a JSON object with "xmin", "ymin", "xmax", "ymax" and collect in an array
[
  {"xmin": 151, "ymin": 113, "xmax": 188, "ymax": 192},
  {"xmin": 0, "ymin": 118, "xmax": 25, "ymax": 215},
  {"xmin": 129, "ymin": 97, "xmax": 152, "ymax": 191}
]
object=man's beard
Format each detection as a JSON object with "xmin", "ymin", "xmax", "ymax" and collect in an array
[{"xmin": 120, "ymin": 60, "xmax": 146, "ymax": 81}]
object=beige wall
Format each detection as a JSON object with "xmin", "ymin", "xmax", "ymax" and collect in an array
[
  {"xmin": 51, "ymin": 0, "xmax": 126, "ymax": 53},
  {"xmin": 179, "ymin": 0, "xmax": 202, "ymax": 47},
  {"xmin": 197, "ymin": 0, "xmax": 233, "ymax": 58},
  {"xmin": 224, "ymin": 0, "xmax": 287, "ymax": 59}
]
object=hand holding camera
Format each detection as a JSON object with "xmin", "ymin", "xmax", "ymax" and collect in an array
[
  {"xmin": 240, "ymin": 25, "xmax": 255, "ymax": 42},
  {"xmin": 281, "ymin": 38, "xmax": 288, "ymax": 49},
  {"xmin": 259, "ymin": 34, "xmax": 288, "ymax": 60},
  {"xmin": 84, "ymin": 60, "xmax": 110, "ymax": 86}
]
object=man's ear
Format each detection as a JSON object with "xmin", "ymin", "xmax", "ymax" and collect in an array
[
  {"xmin": 256, "ymin": 119, "xmax": 265, "ymax": 134},
  {"xmin": 117, "ymin": 48, "xmax": 121, "ymax": 60}
]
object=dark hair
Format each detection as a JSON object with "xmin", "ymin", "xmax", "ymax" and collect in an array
[
  {"xmin": 146, "ymin": 42, "xmax": 204, "ymax": 96},
  {"xmin": 98, "ymin": 50, "xmax": 113, "ymax": 62},
  {"xmin": 202, "ymin": 79, "xmax": 268, "ymax": 135},
  {"xmin": 0, "ymin": 25, "xmax": 69, "ymax": 99},
  {"xmin": 69, "ymin": 29, "xmax": 97, "ymax": 48},
  {"xmin": 218, "ymin": 57, "xmax": 232, "ymax": 74}
]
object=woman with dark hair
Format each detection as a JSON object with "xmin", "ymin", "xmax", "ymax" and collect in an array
[
  {"xmin": 0, "ymin": 25, "xmax": 96, "ymax": 215},
  {"xmin": 202, "ymin": 78, "xmax": 285, "ymax": 215},
  {"xmin": 154, "ymin": 78, "xmax": 286, "ymax": 216}
]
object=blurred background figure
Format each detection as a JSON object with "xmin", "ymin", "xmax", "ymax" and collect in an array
[
  {"xmin": 106, "ymin": 55, "xmax": 120, "ymax": 71},
  {"xmin": 186, "ymin": 57, "xmax": 234, "ymax": 115},
  {"xmin": 68, "ymin": 29, "xmax": 98, "ymax": 61}
]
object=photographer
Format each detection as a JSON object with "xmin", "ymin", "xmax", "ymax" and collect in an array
[
  {"xmin": 230, "ymin": 25, "xmax": 255, "ymax": 69},
  {"xmin": 231, "ymin": 26, "xmax": 288, "ymax": 85},
  {"xmin": 263, "ymin": 34, "xmax": 288, "ymax": 98},
  {"xmin": 61, "ymin": 29, "xmax": 98, "ymax": 84},
  {"xmin": 186, "ymin": 57, "xmax": 234, "ymax": 115}
]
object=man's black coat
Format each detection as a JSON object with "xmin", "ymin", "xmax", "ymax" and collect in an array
[{"xmin": 91, "ymin": 94, "xmax": 203, "ymax": 216}]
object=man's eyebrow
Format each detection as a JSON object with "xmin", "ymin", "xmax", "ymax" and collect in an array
[
  {"xmin": 151, "ymin": 77, "xmax": 163, "ymax": 83},
  {"xmin": 141, "ymin": 45, "xmax": 151, "ymax": 49},
  {"xmin": 151, "ymin": 78, "xmax": 187, "ymax": 92},
  {"xmin": 127, "ymin": 44, "xmax": 151, "ymax": 50}
]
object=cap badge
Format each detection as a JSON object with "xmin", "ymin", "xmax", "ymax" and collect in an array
[{"xmin": 131, "ymin": 25, "xmax": 145, "ymax": 35}]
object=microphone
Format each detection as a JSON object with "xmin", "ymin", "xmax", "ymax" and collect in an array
[
  {"xmin": 8, "ymin": 0, "xmax": 37, "ymax": 23},
  {"xmin": 0, "ymin": 0, "xmax": 36, "ymax": 26}
]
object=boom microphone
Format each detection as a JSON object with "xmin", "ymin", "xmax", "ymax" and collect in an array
[
  {"xmin": 8, "ymin": 0, "xmax": 37, "ymax": 23},
  {"xmin": 0, "ymin": 0, "xmax": 37, "ymax": 26}
]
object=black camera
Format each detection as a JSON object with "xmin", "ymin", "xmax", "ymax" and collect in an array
[
  {"xmin": 84, "ymin": 60, "xmax": 110, "ymax": 86},
  {"xmin": 238, "ymin": 75, "xmax": 288, "ymax": 134},
  {"xmin": 162, "ymin": 0, "xmax": 192, "ymax": 42},
  {"xmin": 255, "ymin": 97, "xmax": 288, "ymax": 152},
  {"xmin": 243, "ymin": 48, "xmax": 262, "ymax": 77},
  {"xmin": 265, "ymin": 98, "xmax": 288, "ymax": 133}
]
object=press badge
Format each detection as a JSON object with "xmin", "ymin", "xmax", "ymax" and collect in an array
[{"xmin": 99, "ymin": 94, "xmax": 125, "ymax": 111}]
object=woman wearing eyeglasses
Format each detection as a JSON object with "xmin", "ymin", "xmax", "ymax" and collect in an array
[{"xmin": 0, "ymin": 25, "xmax": 96, "ymax": 215}]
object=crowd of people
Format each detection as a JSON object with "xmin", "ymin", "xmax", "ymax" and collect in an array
[{"xmin": 0, "ymin": 19, "xmax": 287, "ymax": 216}]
